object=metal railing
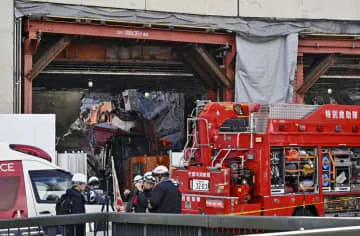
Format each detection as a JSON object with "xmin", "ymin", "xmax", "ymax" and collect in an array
[{"xmin": 1, "ymin": 213, "xmax": 360, "ymax": 236}]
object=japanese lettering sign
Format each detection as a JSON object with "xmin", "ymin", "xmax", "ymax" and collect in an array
[
  {"xmin": 116, "ymin": 30, "xmax": 149, "ymax": 38},
  {"xmin": 325, "ymin": 110, "xmax": 358, "ymax": 120}
]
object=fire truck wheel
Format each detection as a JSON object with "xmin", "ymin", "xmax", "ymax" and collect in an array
[{"xmin": 292, "ymin": 207, "xmax": 316, "ymax": 216}]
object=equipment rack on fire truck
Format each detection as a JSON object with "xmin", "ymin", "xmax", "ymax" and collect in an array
[{"xmin": 172, "ymin": 101, "xmax": 360, "ymax": 216}]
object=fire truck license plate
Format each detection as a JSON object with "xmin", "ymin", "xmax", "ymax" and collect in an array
[{"xmin": 192, "ymin": 179, "xmax": 209, "ymax": 191}]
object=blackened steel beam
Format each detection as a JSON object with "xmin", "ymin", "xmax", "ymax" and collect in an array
[
  {"xmin": 182, "ymin": 50, "xmax": 217, "ymax": 89},
  {"xmin": 192, "ymin": 46, "xmax": 232, "ymax": 88},
  {"xmin": 26, "ymin": 36, "xmax": 73, "ymax": 81},
  {"xmin": 297, "ymin": 54, "xmax": 338, "ymax": 95}
]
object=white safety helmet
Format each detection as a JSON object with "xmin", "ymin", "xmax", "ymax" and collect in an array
[
  {"xmin": 144, "ymin": 175, "xmax": 156, "ymax": 184},
  {"xmin": 88, "ymin": 176, "xmax": 100, "ymax": 186},
  {"xmin": 152, "ymin": 165, "xmax": 169, "ymax": 176},
  {"xmin": 133, "ymin": 175, "xmax": 143, "ymax": 183},
  {"xmin": 72, "ymin": 173, "xmax": 87, "ymax": 186},
  {"xmin": 144, "ymin": 171, "xmax": 153, "ymax": 178}
]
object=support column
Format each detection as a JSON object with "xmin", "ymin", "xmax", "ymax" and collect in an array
[
  {"xmin": 23, "ymin": 41, "xmax": 33, "ymax": 114},
  {"xmin": 223, "ymin": 43, "xmax": 236, "ymax": 102},
  {"xmin": 294, "ymin": 54, "xmax": 304, "ymax": 104}
]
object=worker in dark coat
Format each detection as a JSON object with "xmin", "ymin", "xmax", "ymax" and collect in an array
[
  {"xmin": 87, "ymin": 176, "xmax": 106, "ymax": 205},
  {"xmin": 137, "ymin": 174, "xmax": 156, "ymax": 212},
  {"xmin": 149, "ymin": 165, "xmax": 182, "ymax": 214},
  {"xmin": 125, "ymin": 175, "xmax": 143, "ymax": 212},
  {"xmin": 65, "ymin": 173, "xmax": 87, "ymax": 236}
]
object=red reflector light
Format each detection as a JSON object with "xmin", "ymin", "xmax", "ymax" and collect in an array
[
  {"xmin": 335, "ymin": 125, "xmax": 342, "ymax": 132},
  {"xmin": 279, "ymin": 123, "xmax": 288, "ymax": 131},
  {"xmin": 298, "ymin": 124, "xmax": 306, "ymax": 132},
  {"xmin": 316, "ymin": 125, "xmax": 324, "ymax": 132},
  {"xmin": 353, "ymin": 125, "xmax": 358, "ymax": 133},
  {"xmin": 9, "ymin": 144, "xmax": 52, "ymax": 162}
]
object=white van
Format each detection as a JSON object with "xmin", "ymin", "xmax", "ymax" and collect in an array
[{"xmin": 0, "ymin": 142, "xmax": 104, "ymax": 220}]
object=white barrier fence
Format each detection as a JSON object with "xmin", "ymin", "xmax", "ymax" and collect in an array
[{"xmin": 56, "ymin": 151, "xmax": 87, "ymax": 176}]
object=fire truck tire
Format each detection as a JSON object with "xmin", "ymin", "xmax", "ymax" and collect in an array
[{"xmin": 292, "ymin": 207, "xmax": 317, "ymax": 216}]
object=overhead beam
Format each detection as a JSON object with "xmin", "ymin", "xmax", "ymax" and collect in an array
[
  {"xmin": 182, "ymin": 50, "xmax": 217, "ymax": 89},
  {"xmin": 297, "ymin": 54, "xmax": 338, "ymax": 95},
  {"xmin": 299, "ymin": 38, "xmax": 360, "ymax": 55},
  {"xmin": 192, "ymin": 46, "xmax": 232, "ymax": 88},
  {"xmin": 26, "ymin": 37, "xmax": 73, "ymax": 81},
  {"xmin": 41, "ymin": 70, "xmax": 193, "ymax": 77},
  {"xmin": 26, "ymin": 20, "xmax": 234, "ymax": 46}
]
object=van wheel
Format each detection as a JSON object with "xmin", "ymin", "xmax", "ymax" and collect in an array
[{"xmin": 292, "ymin": 208, "xmax": 316, "ymax": 216}]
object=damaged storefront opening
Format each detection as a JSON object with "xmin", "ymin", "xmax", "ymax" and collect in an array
[{"xmin": 23, "ymin": 12, "xmax": 235, "ymax": 198}]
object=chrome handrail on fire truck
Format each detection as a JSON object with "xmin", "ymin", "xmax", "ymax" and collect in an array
[
  {"xmin": 184, "ymin": 117, "xmax": 210, "ymax": 162},
  {"xmin": 185, "ymin": 118, "xmax": 210, "ymax": 147}
]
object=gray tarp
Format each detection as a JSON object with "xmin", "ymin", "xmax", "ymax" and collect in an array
[
  {"xmin": 15, "ymin": 1, "xmax": 360, "ymax": 37},
  {"xmin": 235, "ymin": 34, "xmax": 298, "ymax": 103}
]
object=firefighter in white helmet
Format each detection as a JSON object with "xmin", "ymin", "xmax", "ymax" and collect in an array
[
  {"xmin": 125, "ymin": 175, "xmax": 143, "ymax": 212},
  {"xmin": 56, "ymin": 173, "xmax": 87, "ymax": 236},
  {"xmin": 143, "ymin": 171, "xmax": 153, "ymax": 178},
  {"xmin": 149, "ymin": 165, "xmax": 182, "ymax": 213},
  {"xmin": 87, "ymin": 176, "xmax": 106, "ymax": 204},
  {"xmin": 137, "ymin": 174, "xmax": 156, "ymax": 212}
]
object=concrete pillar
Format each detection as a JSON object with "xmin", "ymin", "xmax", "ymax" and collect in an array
[{"xmin": 0, "ymin": 1, "xmax": 13, "ymax": 113}]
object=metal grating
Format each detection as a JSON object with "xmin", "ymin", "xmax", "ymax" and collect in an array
[
  {"xmin": 254, "ymin": 105, "xmax": 270, "ymax": 134},
  {"xmin": 269, "ymin": 104, "xmax": 320, "ymax": 120},
  {"xmin": 253, "ymin": 104, "xmax": 320, "ymax": 134}
]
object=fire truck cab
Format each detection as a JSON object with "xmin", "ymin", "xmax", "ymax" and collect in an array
[{"xmin": 172, "ymin": 101, "xmax": 360, "ymax": 216}]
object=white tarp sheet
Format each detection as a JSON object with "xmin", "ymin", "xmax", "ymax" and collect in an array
[
  {"xmin": 15, "ymin": 1, "xmax": 360, "ymax": 37},
  {"xmin": 235, "ymin": 33, "xmax": 298, "ymax": 103}
]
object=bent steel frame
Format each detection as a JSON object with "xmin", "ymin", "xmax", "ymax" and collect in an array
[{"xmin": 23, "ymin": 19, "xmax": 236, "ymax": 113}]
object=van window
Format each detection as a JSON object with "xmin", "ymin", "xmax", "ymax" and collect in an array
[
  {"xmin": 29, "ymin": 170, "xmax": 72, "ymax": 203},
  {"xmin": 0, "ymin": 177, "xmax": 20, "ymax": 211}
]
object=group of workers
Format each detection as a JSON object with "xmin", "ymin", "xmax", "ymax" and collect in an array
[
  {"xmin": 56, "ymin": 165, "xmax": 181, "ymax": 235},
  {"xmin": 124, "ymin": 165, "xmax": 182, "ymax": 214}
]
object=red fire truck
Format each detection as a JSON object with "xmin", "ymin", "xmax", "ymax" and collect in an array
[{"xmin": 172, "ymin": 101, "xmax": 360, "ymax": 216}]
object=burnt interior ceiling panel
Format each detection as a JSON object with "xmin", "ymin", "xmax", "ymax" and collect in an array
[
  {"xmin": 32, "ymin": 35, "xmax": 228, "ymax": 140},
  {"xmin": 304, "ymin": 54, "xmax": 360, "ymax": 105},
  {"xmin": 32, "ymin": 35, "xmax": 228, "ymax": 94}
]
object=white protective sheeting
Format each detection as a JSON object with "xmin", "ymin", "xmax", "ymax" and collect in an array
[
  {"xmin": 235, "ymin": 33, "xmax": 298, "ymax": 103},
  {"xmin": 15, "ymin": 1, "xmax": 360, "ymax": 37}
]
